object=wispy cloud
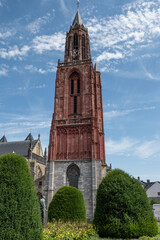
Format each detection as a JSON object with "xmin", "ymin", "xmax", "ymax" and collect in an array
[
  {"xmin": 18, "ymin": 84, "xmax": 47, "ymax": 91},
  {"xmin": 0, "ymin": 45, "xmax": 30, "ymax": 59},
  {"xmin": 32, "ymin": 32, "xmax": 65, "ymax": 53},
  {"xmin": 0, "ymin": 113, "xmax": 51, "ymax": 136},
  {"xmin": 25, "ymin": 62, "xmax": 56, "ymax": 74},
  {"xmin": 0, "ymin": 1, "xmax": 3, "ymax": 7},
  {"xmin": 0, "ymin": 31, "xmax": 65, "ymax": 59},
  {"xmin": 0, "ymin": 64, "xmax": 8, "ymax": 76},
  {"xmin": 27, "ymin": 12, "xmax": 54, "ymax": 34},
  {"xmin": 104, "ymin": 106, "xmax": 156, "ymax": 120},
  {"xmin": 60, "ymin": 0, "xmax": 68, "ymax": 15},
  {"xmin": 106, "ymin": 137, "xmax": 160, "ymax": 159},
  {"xmin": 86, "ymin": 0, "xmax": 160, "ymax": 70}
]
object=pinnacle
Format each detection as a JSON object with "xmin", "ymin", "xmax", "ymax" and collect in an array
[{"xmin": 94, "ymin": 62, "xmax": 100, "ymax": 72}]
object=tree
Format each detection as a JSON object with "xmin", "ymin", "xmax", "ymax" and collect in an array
[
  {"xmin": 48, "ymin": 186, "xmax": 86, "ymax": 222},
  {"xmin": 93, "ymin": 169, "xmax": 158, "ymax": 239},
  {"xmin": 0, "ymin": 154, "xmax": 42, "ymax": 240}
]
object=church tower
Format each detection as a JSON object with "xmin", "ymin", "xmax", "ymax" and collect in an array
[{"xmin": 46, "ymin": 8, "xmax": 108, "ymax": 221}]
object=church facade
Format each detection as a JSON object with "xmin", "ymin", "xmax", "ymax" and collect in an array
[{"xmin": 46, "ymin": 10, "xmax": 110, "ymax": 221}]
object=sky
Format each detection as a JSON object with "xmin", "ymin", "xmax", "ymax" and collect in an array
[{"xmin": 0, "ymin": 0, "xmax": 160, "ymax": 181}]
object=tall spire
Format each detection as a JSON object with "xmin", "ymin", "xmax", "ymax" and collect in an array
[{"xmin": 72, "ymin": 10, "xmax": 83, "ymax": 26}]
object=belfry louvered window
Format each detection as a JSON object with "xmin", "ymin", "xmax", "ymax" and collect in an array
[
  {"xmin": 82, "ymin": 35, "xmax": 85, "ymax": 59},
  {"xmin": 73, "ymin": 34, "xmax": 79, "ymax": 60},
  {"xmin": 77, "ymin": 79, "xmax": 80, "ymax": 94},
  {"xmin": 71, "ymin": 80, "xmax": 74, "ymax": 94}
]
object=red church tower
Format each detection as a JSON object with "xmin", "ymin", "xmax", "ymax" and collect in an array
[{"xmin": 46, "ymin": 9, "xmax": 109, "ymax": 221}]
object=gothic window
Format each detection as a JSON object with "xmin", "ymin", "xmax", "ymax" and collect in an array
[
  {"xmin": 73, "ymin": 34, "xmax": 79, "ymax": 60},
  {"xmin": 77, "ymin": 79, "xmax": 80, "ymax": 94},
  {"xmin": 67, "ymin": 164, "xmax": 80, "ymax": 189},
  {"xmin": 82, "ymin": 35, "xmax": 85, "ymax": 59},
  {"xmin": 71, "ymin": 79, "xmax": 74, "ymax": 94},
  {"xmin": 74, "ymin": 96, "xmax": 77, "ymax": 114}
]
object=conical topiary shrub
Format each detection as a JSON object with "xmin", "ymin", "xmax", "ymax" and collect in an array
[
  {"xmin": 48, "ymin": 186, "xmax": 86, "ymax": 222},
  {"xmin": 93, "ymin": 169, "xmax": 158, "ymax": 239},
  {"xmin": 0, "ymin": 154, "xmax": 43, "ymax": 240}
]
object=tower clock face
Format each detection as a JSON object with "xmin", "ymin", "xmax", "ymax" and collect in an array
[{"xmin": 73, "ymin": 49, "xmax": 79, "ymax": 59}]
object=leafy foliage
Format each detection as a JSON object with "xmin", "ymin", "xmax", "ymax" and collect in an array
[
  {"xmin": 93, "ymin": 169, "xmax": 158, "ymax": 239},
  {"xmin": 48, "ymin": 186, "xmax": 86, "ymax": 222},
  {"xmin": 150, "ymin": 198, "xmax": 158, "ymax": 205},
  {"xmin": 43, "ymin": 221, "xmax": 98, "ymax": 240},
  {"xmin": 0, "ymin": 154, "xmax": 43, "ymax": 240}
]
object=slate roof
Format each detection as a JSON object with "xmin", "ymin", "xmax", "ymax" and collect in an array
[
  {"xmin": 72, "ymin": 10, "xmax": 83, "ymax": 26},
  {"xmin": 0, "ymin": 139, "xmax": 37, "ymax": 157}
]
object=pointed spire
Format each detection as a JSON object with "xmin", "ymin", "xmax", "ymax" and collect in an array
[
  {"xmin": 0, "ymin": 135, "xmax": 7, "ymax": 143},
  {"xmin": 72, "ymin": 10, "xmax": 83, "ymax": 26},
  {"xmin": 94, "ymin": 62, "xmax": 100, "ymax": 72}
]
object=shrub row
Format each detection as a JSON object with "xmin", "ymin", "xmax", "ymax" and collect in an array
[{"xmin": 43, "ymin": 221, "xmax": 98, "ymax": 240}]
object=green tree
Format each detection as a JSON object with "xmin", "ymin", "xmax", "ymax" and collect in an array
[
  {"xmin": 0, "ymin": 154, "xmax": 42, "ymax": 240},
  {"xmin": 93, "ymin": 169, "xmax": 158, "ymax": 239},
  {"xmin": 48, "ymin": 186, "xmax": 86, "ymax": 222}
]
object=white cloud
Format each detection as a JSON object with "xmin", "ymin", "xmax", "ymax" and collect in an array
[
  {"xmin": 86, "ymin": 0, "xmax": 160, "ymax": 68},
  {"xmin": 18, "ymin": 83, "xmax": 47, "ymax": 91},
  {"xmin": 27, "ymin": 12, "xmax": 53, "ymax": 34},
  {"xmin": 25, "ymin": 62, "xmax": 56, "ymax": 74},
  {"xmin": 0, "ymin": 45, "xmax": 30, "ymax": 59},
  {"xmin": 32, "ymin": 32, "xmax": 65, "ymax": 53},
  {"xmin": 0, "ymin": 1, "xmax": 3, "ymax": 7},
  {"xmin": 0, "ymin": 64, "xmax": 8, "ymax": 76},
  {"xmin": 104, "ymin": 106, "xmax": 156, "ymax": 120},
  {"xmin": 0, "ymin": 31, "xmax": 13, "ymax": 39},
  {"xmin": 106, "ymin": 137, "xmax": 160, "ymax": 159}
]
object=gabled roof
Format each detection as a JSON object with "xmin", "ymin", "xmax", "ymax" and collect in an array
[
  {"xmin": 25, "ymin": 133, "xmax": 34, "ymax": 141},
  {"xmin": 72, "ymin": 10, "xmax": 83, "ymax": 26},
  {"xmin": 0, "ymin": 140, "xmax": 37, "ymax": 157},
  {"xmin": 0, "ymin": 135, "xmax": 7, "ymax": 143}
]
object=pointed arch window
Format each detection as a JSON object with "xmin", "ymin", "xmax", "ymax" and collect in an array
[
  {"xmin": 71, "ymin": 80, "xmax": 74, "ymax": 94},
  {"xmin": 82, "ymin": 35, "xmax": 85, "ymax": 59},
  {"xmin": 74, "ymin": 96, "xmax": 77, "ymax": 114},
  {"xmin": 77, "ymin": 79, "xmax": 80, "ymax": 94},
  {"xmin": 73, "ymin": 34, "xmax": 79, "ymax": 60},
  {"xmin": 67, "ymin": 164, "xmax": 80, "ymax": 189}
]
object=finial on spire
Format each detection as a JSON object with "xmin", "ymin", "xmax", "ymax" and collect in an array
[{"xmin": 77, "ymin": 0, "xmax": 80, "ymax": 10}]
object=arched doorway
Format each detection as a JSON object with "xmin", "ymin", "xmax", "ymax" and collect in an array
[{"xmin": 67, "ymin": 164, "xmax": 80, "ymax": 189}]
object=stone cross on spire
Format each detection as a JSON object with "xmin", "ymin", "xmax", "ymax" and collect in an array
[{"xmin": 77, "ymin": 0, "xmax": 80, "ymax": 10}]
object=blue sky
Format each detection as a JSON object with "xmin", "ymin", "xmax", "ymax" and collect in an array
[{"xmin": 0, "ymin": 0, "xmax": 160, "ymax": 181}]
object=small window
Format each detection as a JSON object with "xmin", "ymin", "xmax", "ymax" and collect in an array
[
  {"xmin": 158, "ymin": 192, "xmax": 160, "ymax": 196},
  {"xmin": 74, "ymin": 96, "xmax": 77, "ymax": 114},
  {"xmin": 39, "ymin": 181, "xmax": 42, "ymax": 186},
  {"xmin": 71, "ymin": 80, "xmax": 74, "ymax": 94},
  {"xmin": 77, "ymin": 79, "xmax": 80, "ymax": 94}
]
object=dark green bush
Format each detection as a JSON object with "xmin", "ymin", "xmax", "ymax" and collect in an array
[
  {"xmin": 93, "ymin": 169, "xmax": 158, "ymax": 239},
  {"xmin": 0, "ymin": 154, "xmax": 42, "ymax": 240},
  {"xmin": 48, "ymin": 186, "xmax": 86, "ymax": 222}
]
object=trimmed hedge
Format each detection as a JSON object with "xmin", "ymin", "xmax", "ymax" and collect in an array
[
  {"xmin": 48, "ymin": 186, "xmax": 86, "ymax": 222},
  {"xmin": 93, "ymin": 169, "xmax": 158, "ymax": 239},
  {"xmin": 0, "ymin": 154, "xmax": 42, "ymax": 240}
]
